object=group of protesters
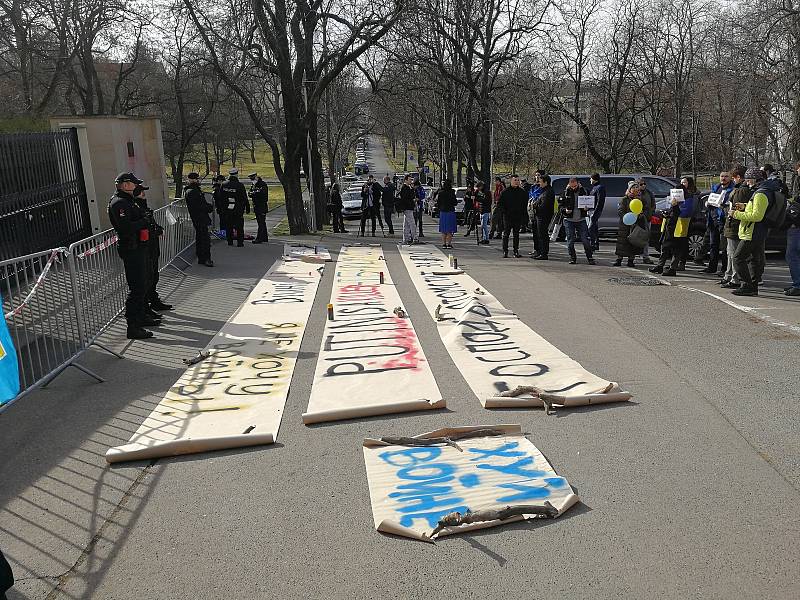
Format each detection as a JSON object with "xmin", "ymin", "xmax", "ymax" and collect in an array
[{"xmin": 430, "ymin": 163, "xmax": 800, "ymax": 298}]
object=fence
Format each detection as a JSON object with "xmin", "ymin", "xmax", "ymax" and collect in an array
[
  {"xmin": 0, "ymin": 129, "xmax": 92, "ymax": 261},
  {"xmin": 0, "ymin": 198, "xmax": 198, "ymax": 412}
]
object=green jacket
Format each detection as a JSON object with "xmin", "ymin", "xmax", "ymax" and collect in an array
[{"xmin": 733, "ymin": 191, "xmax": 768, "ymax": 241}]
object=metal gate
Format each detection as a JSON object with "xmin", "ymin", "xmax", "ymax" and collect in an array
[{"xmin": 0, "ymin": 129, "xmax": 91, "ymax": 262}]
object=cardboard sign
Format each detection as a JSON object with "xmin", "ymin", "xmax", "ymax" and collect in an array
[
  {"xmin": 706, "ymin": 192, "xmax": 726, "ymax": 208},
  {"xmin": 670, "ymin": 188, "xmax": 685, "ymax": 203},
  {"xmin": 577, "ymin": 195, "xmax": 595, "ymax": 209},
  {"xmin": 363, "ymin": 425, "xmax": 579, "ymax": 541}
]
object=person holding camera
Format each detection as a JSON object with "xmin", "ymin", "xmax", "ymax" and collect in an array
[
  {"xmin": 248, "ymin": 172, "xmax": 269, "ymax": 243},
  {"xmin": 328, "ymin": 182, "xmax": 346, "ymax": 233},
  {"xmin": 221, "ymin": 168, "xmax": 250, "ymax": 246},
  {"xmin": 108, "ymin": 173, "xmax": 158, "ymax": 339}
]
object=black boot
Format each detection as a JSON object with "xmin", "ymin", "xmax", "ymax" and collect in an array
[
  {"xmin": 649, "ymin": 264, "xmax": 664, "ymax": 273},
  {"xmin": 127, "ymin": 325, "xmax": 153, "ymax": 340},
  {"xmin": 151, "ymin": 300, "xmax": 173, "ymax": 311}
]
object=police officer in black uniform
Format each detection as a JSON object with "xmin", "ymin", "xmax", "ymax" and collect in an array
[
  {"xmin": 132, "ymin": 182, "xmax": 172, "ymax": 315},
  {"xmin": 212, "ymin": 174, "xmax": 226, "ymax": 233},
  {"xmin": 108, "ymin": 173, "xmax": 158, "ymax": 339},
  {"xmin": 185, "ymin": 172, "xmax": 214, "ymax": 266},
  {"xmin": 221, "ymin": 168, "xmax": 249, "ymax": 246},
  {"xmin": 248, "ymin": 172, "xmax": 269, "ymax": 243}
]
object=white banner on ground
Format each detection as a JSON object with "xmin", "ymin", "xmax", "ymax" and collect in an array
[
  {"xmin": 363, "ymin": 424, "xmax": 579, "ymax": 542},
  {"xmin": 399, "ymin": 246, "xmax": 631, "ymax": 409},
  {"xmin": 283, "ymin": 243, "xmax": 332, "ymax": 262},
  {"xmin": 106, "ymin": 257, "xmax": 323, "ymax": 463},
  {"xmin": 302, "ymin": 245, "xmax": 444, "ymax": 424}
]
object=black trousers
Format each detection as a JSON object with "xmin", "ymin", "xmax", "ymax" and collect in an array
[
  {"xmin": 732, "ymin": 238, "xmax": 766, "ymax": 287},
  {"xmin": 145, "ymin": 245, "xmax": 161, "ymax": 304},
  {"xmin": 331, "ymin": 208, "xmax": 345, "ymax": 232},
  {"xmin": 535, "ymin": 215, "xmax": 552, "ymax": 257},
  {"xmin": 1, "ymin": 548, "xmax": 13, "ymax": 600},
  {"xmin": 707, "ymin": 221, "xmax": 722, "ymax": 269},
  {"xmin": 119, "ymin": 247, "xmax": 148, "ymax": 325},
  {"xmin": 503, "ymin": 222, "xmax": 521, "ymax": 253},
  {"xmin": 383, "ymin": 206, "xmax": 394, "ymax": 234},
  {"xmin": 658, "ymin": 238, "xmax": 689, "ymax": 270},
  {"xmin": 254, "ymin": 211, "xmax": 268, "ymax": 242},
  {"xmin": 225, "ymin": 212, "xmax": 244, "ymax": 245},
  {"xmin": 360, "ymin": 207, "xmax": 377, "ymax": 236},
  {"xmin": 195, "ymin": 224, "xmax": 211, "ymax": 262}
]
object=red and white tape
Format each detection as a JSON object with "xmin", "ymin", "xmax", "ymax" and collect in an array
[
  {"xmin": 4, "ymin": 250, "xmax": 62, "ymax": 320},
  {"xmin": 76, "ymin": 235, "xmax": 118, "ymax": 259}
]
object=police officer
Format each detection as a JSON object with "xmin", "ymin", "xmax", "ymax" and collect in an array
[
  {"xmin": 248, "ymin": 172, "xmax": 269, "ymax": 243},
  {"xmin": 221, "ymin": 168, "xmax": 249, "ymax": 246},
  {"xmin": 108, "ymin": 173, "xmax": 158, "ymax": 339},
  {"xmin": 132, "ymin": 182, "xmax": 171, "ymax": 316},
  {"xmin": 212, "ymin": 174, "xmax": 226, "ymax": 233},
  {"xmin": 185, "ymin": 172, "xmax": 214, "ymax": 266}
]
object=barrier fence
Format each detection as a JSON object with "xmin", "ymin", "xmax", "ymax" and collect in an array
[{"xmin": 0, "ymin": 198, "xmax": 199, "ymax": 412}]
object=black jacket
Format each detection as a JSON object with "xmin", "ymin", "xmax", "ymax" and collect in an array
[
  {"xmin": 249, "ymin": 179, "xmax": 269, "ymax": 213},
  {"xmin": 399, "ymin": 183, "xmax": 416, "ymax": 211},
  {"xmin": 498, "ymin": 185, "xmax": 529, "ymax": 224},
  {"xmin": 437, "ymin": 188, "xmax": 457, "ymax": 212},
  {"xmin": 221, "ymin": 176, "xmax": 250, "ymax": 214},
  {"xmin": 534, "ymin": 186, "xmax": 556, "ymax": 220},
  {"xmin": 185, "ymin": 182, "xmax": 212, "ymax": 227},
  {"xmin": 361, "ymin": 183, "xmax": 382, "ymax": 211},
  {"xmin": 108, "ymin": 190, "xmax": 149, "ymax": 251},
  {"xmin": 477, "ymin": 190, "xmax": 491, "ymax": 214},
  {"xmin": 559, "ymin": 184, "xmax": 589, "ymax": 219},
  {"xmin": 382, "ymin": 182, "xmax": 397, "ymax": 209}
]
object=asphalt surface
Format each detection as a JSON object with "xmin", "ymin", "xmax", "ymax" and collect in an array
[{"xmin": 1, "ymin": 137, "xmax": 799, "ymax": 599}]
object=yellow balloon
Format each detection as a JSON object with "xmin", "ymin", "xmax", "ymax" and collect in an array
[{"xmin": 629, "ymin": 199, "xmax": 643, "ymax": 214}]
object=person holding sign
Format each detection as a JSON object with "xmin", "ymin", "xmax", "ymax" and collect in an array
[
  {"xmin": 558, "ymin": 177, "xmax": 595, "ymax": 264},
  {"xmin": 649, "ymin": 177, "xmax": 697, "ymax": 276},
  {"xmin": 702, "ymin": 171, "xmax": 734, "ymax": 274}
]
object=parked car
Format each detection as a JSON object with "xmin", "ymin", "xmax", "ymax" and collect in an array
[
  {"xmin": 342, "ymin": 190, "xmax": 363, "ymax": 219},
  {"xmin": 340, "ymin": 172, "xmax": 358, "ymax": 183}
]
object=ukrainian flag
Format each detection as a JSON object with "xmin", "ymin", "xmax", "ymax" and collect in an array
[{"xmin": 0, "ymin": 291, "xmax": 20, "ymax": 405}]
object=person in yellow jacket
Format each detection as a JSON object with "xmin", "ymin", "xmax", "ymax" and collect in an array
[{"xmin": 729, "ymin": 167, "xmax": 771, "ymax": 296}]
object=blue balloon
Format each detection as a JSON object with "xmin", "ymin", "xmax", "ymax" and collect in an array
[{"xmin": 623, "ymin": 212, "xmax": 637, "ymax": 226}]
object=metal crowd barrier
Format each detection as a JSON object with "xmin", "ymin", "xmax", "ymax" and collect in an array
[{"xmin": 0, "ymin": 198, "xmax": 198, "ymax": 412}]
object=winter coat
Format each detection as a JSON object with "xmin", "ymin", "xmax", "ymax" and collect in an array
[
  {"xmin": 558, "ymin": 184, "xmax": 589, "ymax": 221},
  {"xmin": 732, "ymin": 183, "xmax": 771, "ymax": 242},
  {"xmin": 533, "ymin": 186, "xmax": 555, "ymax": 220},
  {"xmin": 640, "ymin": 188, "xmax": 656, "ymax": 221},
  {"xmin": 185, "ymin": 182, "xmax": 212, "ymax": 227},
  {"xmin": 590, "ymin": 182, "xmax": 606, "ymax": 223},
  {"xmin": 477, "ymin": 190, "xmax": 492, "ymax": 213},
  {"xmin": 399, "ymin": 183, "xmax": 417, "ymax": 211},
  {"xmin": 437, "ymin": 188, "xmax": 457, "ymax": 212},
  {"xmin": 723, "ymin": 182, "xmax": 751, "ymax": 240},
  {"xmin": 659, "ymin": 192, "xmax": 695, "ymax": 252},
  {"xmin": 498, "ymin": 185, "xmax": 528, "ymax": 225},
  {"xmin": 615, "ymin": 194, "xmax": 647, "ymax": 257}
]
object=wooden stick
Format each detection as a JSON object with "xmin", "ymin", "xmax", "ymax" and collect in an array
[{"xmin": 431, "ymin": 502, "xmax": 558, "ymax": 536}]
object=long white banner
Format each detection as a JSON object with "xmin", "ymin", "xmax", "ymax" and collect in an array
[
  {"xmin": 398, "ymin": 246, "xmax": 631, "ymax": 409},
  {"xmin": 106, "ymin": 256, "xmax": 323, "ymax": 463},
  {"xmin": 302, "ymin": 245, "xmax": 444, "ymax": 424},
  {"xmin": 363, "ymin": 425, "xmax": 579, "ymax": 542}
]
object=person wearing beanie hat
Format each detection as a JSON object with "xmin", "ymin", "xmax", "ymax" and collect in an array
[
  {"xmin": 613, "ymin": 180, "xmax": 645, "ymax": 267},
  {"xmin": 185, "ymin": 172, "xmax": 214, "ymax": 266},
  {"xmin": 729, "ymin": 167, "xmax": 771, "ymax": 295}
]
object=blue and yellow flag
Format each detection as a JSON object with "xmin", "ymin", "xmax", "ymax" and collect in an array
[{"xmin": 0, "ymin": 291, "xmax": 20, "ymax": 405}]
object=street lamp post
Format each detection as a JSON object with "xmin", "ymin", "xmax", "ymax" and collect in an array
[{"xmin": 302, "ymin": 80, "xmax": 316, "ymax": 232}]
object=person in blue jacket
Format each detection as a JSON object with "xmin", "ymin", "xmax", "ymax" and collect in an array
[
  {"xmin": 588, "ymin": 173, "xmax": 606, "ymax": 251},
  {"xmin": 702, "ymin": 171, "xmax": 735, "ymax": 274}
]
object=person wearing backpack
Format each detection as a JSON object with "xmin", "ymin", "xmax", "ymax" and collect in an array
[
  {"xmin": 730, "ymin": 168, "xmax": 771, "ymax": 296},
  {"xmin": 785, "ymin": 161, "xmax": 800, "ymax": 296}
]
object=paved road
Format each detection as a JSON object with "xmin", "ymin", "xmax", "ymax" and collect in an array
[{"xmin": 1, "ymin": 137, "xmax": 799, "ymax": 599}]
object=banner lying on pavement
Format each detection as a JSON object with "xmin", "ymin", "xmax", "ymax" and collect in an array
[
  {"xmin": 363, "ymin": 424, "xmax": 579, "ymax": 542},
  {"xmin": 106, "ymin": 256, "xmax": 323, "ymax": 463},
  {"xmin": 302, "ymin": 245, "xmax": 443, "ymax": 424},
  {"xmin": 399, "ymin": 246, "xmax": 631, "ymax": 410},
  {"xmin": 283, "ymin": 243, "xmax": 332, "ymax": 262}
]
